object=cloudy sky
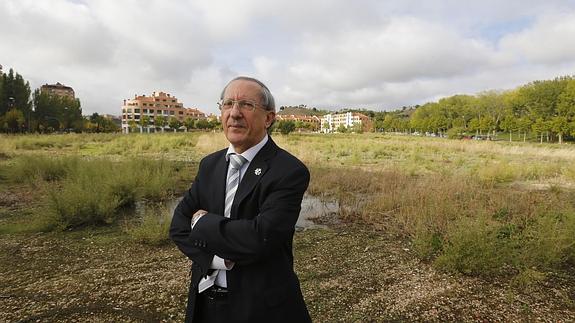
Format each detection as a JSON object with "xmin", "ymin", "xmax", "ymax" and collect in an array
[{"xmin": 2, "ymin": 0, "xmax": 575, "ymax": 116}]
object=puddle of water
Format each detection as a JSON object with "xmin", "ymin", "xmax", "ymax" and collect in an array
[
  {"xmin": 296, "ymin": 194, "xmax": 338, "ymax": 230},
  {"xmin": 130, "ymin": 194, "xmax": 338, "ymax": 230}
]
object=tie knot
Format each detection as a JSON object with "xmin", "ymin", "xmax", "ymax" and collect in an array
[{"xmin": 229, "ymin": 154, "xmax": 247, "ymax": 170}]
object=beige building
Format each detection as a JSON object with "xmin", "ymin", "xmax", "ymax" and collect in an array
[
  {"xmin": 40, "ymin": 82, "xmax": 75, "ymax": 99},
  {"xmin": 275, "ymin": 114, "xmax": 321, "ymax": 131},
  {"xmin": 320, "ymin": 112, "xmax": 372, "ymax": 133},
  {"xmin": 121, "ymin": 91, "xmax": 206, "ymax": 133}
]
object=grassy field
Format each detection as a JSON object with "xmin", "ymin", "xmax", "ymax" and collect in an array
[{"xmin": 1, "ymin": 132, "xmax": 574, "ymax": 321}]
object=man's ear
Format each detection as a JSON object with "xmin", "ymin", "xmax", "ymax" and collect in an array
[{"xmin": 265, "ymin": 112, "xmax": 276, "ymax": 129}]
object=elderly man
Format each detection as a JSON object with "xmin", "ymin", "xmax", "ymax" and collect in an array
[{"xmin": 170, "ymin": 76, "xmax": 311, "ymax": 323}]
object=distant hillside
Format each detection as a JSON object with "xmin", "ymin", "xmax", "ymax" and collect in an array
[{"xmin": 278, "ymin": 105, "xmax": 328, "ymax": 116}]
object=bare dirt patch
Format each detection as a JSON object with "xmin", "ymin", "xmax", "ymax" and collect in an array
[{"xmin": 0, "ymin": 220, "xmax": 573, "ymax": 322}]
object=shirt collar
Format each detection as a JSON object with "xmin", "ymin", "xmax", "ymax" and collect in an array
[{"xmin": 225, "ymin": 134, "xmax": 269, "ymax": 163}]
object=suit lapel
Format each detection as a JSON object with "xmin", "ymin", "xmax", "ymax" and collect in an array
[
  {"xmin": 231, "ymin": 138, "xmax": 278, "ymax": 219},
  {"xmin": 212, "ymin": 151, "xmax": 228, "ymax": 216}
]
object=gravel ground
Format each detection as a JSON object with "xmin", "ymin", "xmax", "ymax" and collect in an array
[
  {"xmin": 0, "ymin": 186, "xmax": 574, "ymax": 322},
  {"xmin": 0, "ymin": 221, "xmax": 574, "ymax": 322}
]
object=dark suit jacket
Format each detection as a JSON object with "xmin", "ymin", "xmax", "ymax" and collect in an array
[{"xmin": 170, "ymin": 138, "xmax": 312, "ymax": 323}]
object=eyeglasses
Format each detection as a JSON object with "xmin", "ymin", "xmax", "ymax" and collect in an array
[{"xmin": 218, "ymin": 99, "xmax": 265, "ymax": 112}]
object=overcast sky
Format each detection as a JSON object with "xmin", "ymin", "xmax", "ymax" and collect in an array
[{"xmin": 2, "ymin": 0, "xmax": 575, "ymax": 116}]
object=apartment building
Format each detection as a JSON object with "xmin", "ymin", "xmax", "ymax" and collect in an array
[
  {"xmin": 40, "ymin": 82, "xmax": 75, "ymax": 99},
  {"xmin": 320, "ymin": 112, "xmax": 372, "ymax": 133},
  {"xmin": 121, "ymin": 91, "xmax": 206, "ymax": 133}
]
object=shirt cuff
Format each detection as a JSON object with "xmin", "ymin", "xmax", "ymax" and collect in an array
[
  {"xmin": 191, "ymin": 212, "xmax": 205, "ymax": 230},
  {"xmin": 211, "ymin": 255, "xmax": 234, "ymax": 270}
]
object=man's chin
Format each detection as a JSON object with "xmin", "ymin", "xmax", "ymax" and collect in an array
[{"xmin": 226, "ymin": 132, "xmax": 246, "ymax": 145}]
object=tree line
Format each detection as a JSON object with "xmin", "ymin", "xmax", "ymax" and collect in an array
[
  {"xmin": 0, "ymin": 67, "xmax": 118, "ymax": 133},
  {"xmin": 374, "ymin": 76, "xmax": 575, "ymax": 143}
]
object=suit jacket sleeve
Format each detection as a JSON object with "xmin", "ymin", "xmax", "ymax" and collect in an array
[
  {"xmin": 169, "ymin": 158, "xmax": 214, "ymax": 274},
  {"xmin": 189, "ymin": 161, "xmax": 309, "ymax": 265}
]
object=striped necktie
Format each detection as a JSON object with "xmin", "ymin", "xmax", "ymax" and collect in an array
[
  {"xmin": 225, "ymin": 153, "xmax": 247, "ymax": 218},
  {"xmin": 211, "ymin": 153, "xmax": 247, "ymax": 289}
]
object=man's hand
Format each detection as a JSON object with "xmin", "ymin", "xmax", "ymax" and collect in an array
[{"xmin": 191, "ymin": 209, "xmax": 208, "ymax": 229}]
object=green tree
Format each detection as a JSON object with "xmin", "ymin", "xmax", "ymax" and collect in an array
[
  {"xmin": 500, "ymin": 115, "xmax": 518, "ymax": 142},
  {"xmin": 32, "ymin": 90, "xmax": 82, "ymax": 132},
  {"xmin": 351, "ymin": 122, "xmax": 363, "ymax": 133},
  {"xmin": 468, "ymin": 117, "xmax": 481, "ymax": 135},
  {"xmin": 101, "ymin": 117, "xmax": 119, "ymax": 133},
  {"xmin": 155, "ymin": 115, "xmax": 167, "ymax": 132},
  {"xmin": 278, "ymin": 120, "xmax": 296, "ymax": 135},
  {"xmin": 557, "ymin": 80, "xmax": 575, "ymax": 118},
  {"xmin": 4, "ymin": 108, "xmax": 25, "ymax": 133},
  {"xmin": 1, "ymin": 68, "xmax": 32, "ymax": 118},
  {"xmin": 183, "ymin": 117, "xmax": 195, "ymax": 131},
  {"xmin": 195, "ymin": 119, "xmax": 210, "ymax": 130},
  {"xmin": 550, "ymin": 116, "xmax": 570, "ymax": 144},
  {"xmin": 168, "ymin": 117, "xmax": 181, "ymax": 132},
  {"xmin": 89, "ymin": 113, "xmax": 104, "ymax": 132},
  {"xmin": 140, "ymin": 115, "xmax": 150, "ymax": 133},
  {"xmin": 382, "ymin": 114, "xmax": 398, "ymax": 132},
  {"xmin": 532, "ymin": 118, "xmax": 548, "ymax": 143},
  {"xmin": 336, "ymin": 124, "xmax": 347, "ymax": 133},
  {"xmin": 128, "ymin": 120, "xmax": 138, "ymax": 133},
  {"xmin": 516, "ymin": 117, "xmax": 532, "ymax": 142}
]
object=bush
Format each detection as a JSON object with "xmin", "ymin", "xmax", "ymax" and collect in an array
[
  {"xmin": 9, "ymin": 155, "xmax": 79, "ymax": 183},
  {"xmin": 446, "ymin": 127, "xmax": 466, "ymax": 139},
  {"xmin": 13, "ymin": 156, "xmax": 179, "ymax": 229},
  {"xmin": 520, "ymin": 211, "xmax": 575, "ymax": 270},
  {"xmin": 278, "ymin": 120, "xmax": 296, "ymax": 135},
  {"xmin": 434, "ymin": 217, "xmax": 517, "ymax": 276},
  {"xmin": 125, "ymin": 207, "xmax": 172, "ymax": 246},
  {"xmin": 47, "ymin": 178, "xmax": 121, "ymax": 228}
]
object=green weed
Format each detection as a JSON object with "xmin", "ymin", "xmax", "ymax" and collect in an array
[{"xmin": 124, "ymin": 207, "xmax": 172, "ymax": 246}]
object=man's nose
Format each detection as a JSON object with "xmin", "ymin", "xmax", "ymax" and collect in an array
[{"xmin": 230, "ymin": 103, "xmax": 243, "ymax": 118}]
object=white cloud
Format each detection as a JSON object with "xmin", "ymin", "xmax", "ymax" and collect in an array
[
  {"xmin": 1, "ymin": 0, "xmax": 575, "ymax": 115},
  {"xmin": 499, "ymin": 11, "xmax": 575, "ymax": 65}
]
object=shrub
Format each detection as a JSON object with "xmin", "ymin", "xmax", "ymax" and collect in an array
[
  {"xmin": 9, "ymin": 155, "xmax": 79, "ymax": 183},
  {"xmin": 47, "ymin": 179, "xmax": 120, "ymax": 228},
  {"xmin": 520, "ymin": 211, "xmax": 575, "ymax": 270},
  {"xmin": 125, "ymin": 207, "xmax": 172, "ymax": 246},
  {"xmin": 27, "ymin": 156, "xmax": 178, "ymax": 229},
  {"xmin": 446, "ymin": 127, "xmax": 466, "ymax": 139},
  {"xmin": 434, "ymin": 217, "xmax": 518, "ymax": 276}
]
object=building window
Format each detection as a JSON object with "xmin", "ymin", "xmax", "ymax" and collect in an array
[
  {"xmin": 179, "ymin": 111, "xmax": 183, "ymax": 115},
  {"xmin": 143, "ymin": 109, "xmax": 148, "ymax": 113},
  {"xmin": 149, "ymin": 109, "xmax": 154, "ymax": 113},
  {"xmin": 134, "ymin": 115, "xmax": 140, "ymax": 119},
  {"xmin": 163, "ymin": 111, "xmax": 169, "ymax": 115},
  {"xmin": 135, "ymin": 109, "xmax": 140, "ymax": 113},
  {"xmin": 170, "ymin": 111, "xmax": 175, "ymax": 115},
  {"xmin": 127, "ymin": 108, "xmax": 132, "ymax": 113},
  {"xmin": 172, "ymin": 99, "xmax": 176, "ymax": 103},
  {"xmin": 155, "ymin": 98, "xmax": 160, "ymax": 102}
]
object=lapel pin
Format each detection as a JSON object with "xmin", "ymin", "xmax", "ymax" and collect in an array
[{"xmin": 254, "ymin": 168, "xmax": 262, "ymax": 176}]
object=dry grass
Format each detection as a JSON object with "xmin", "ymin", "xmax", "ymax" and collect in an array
[{"xmin": 2, "ymin": 132, "xmax": 575, "ymax": 277}]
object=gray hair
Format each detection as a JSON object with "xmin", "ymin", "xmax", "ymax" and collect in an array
[{"xmin": 220, "ymin": 76, "xmax": 276, "ymax": 112}]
